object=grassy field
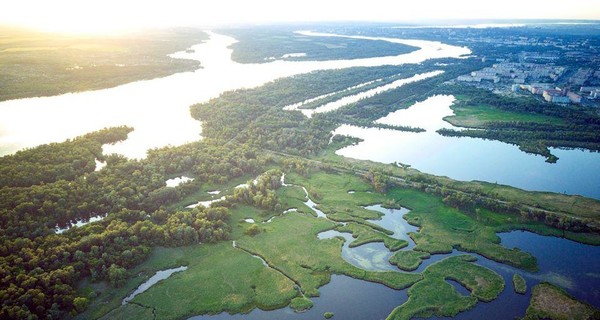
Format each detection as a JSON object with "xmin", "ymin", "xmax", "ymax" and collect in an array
[
  {"xmin": 523, "ymin": 282, "xmax": 600, "ymax": 320},
  {"xmin": 314, "ymin": 145, "xmax": 600, "ymax": 231},
  {"xmin": 388, "ymin": 188, "xmax": 538, "ymax": 271},
  {"xmin": 79, "ymin": 167, "xmax": 599, "ymax": 320},
  {"xmin": 445, "ymin": 103, "xmax": 565, "ymax": 128},
  {"xmin": 103, "ymin": 243, "xmax": 298, "ymax": 320},
  {"xmin": 386, "ymin": 255, "xmax": 504, "ymax": 320},
  {"xmin": 237, "ymin": 211, "xmax": 422, "ymax": 297},
  {"xmin": 286, "ymin": 171, "xmax": 387, "ymax": 220},
  {"xmin": 0, "ymin": 26, "xmax": 206, "ymax": 101},
  {"xmin": 513, "ymin": 274, "xmax": 527, "ymax": 294}
]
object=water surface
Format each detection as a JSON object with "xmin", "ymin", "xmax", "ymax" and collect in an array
[
  {"xmin": 0, "ymin": 32, "xmax": 469, "ymax": 159},
  {"xmin": 123, "ymin": 266, "xmax": 188, "ymax": 305},
  {"xmin": 334, "ymin": 95, "xmax": 600, "ymax": 199}
]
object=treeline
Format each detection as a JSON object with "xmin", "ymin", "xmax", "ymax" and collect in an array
[
  {"xmin": 0, "ymin": 205, "xmax": 231, "ymax": 319},
  {"xmin": 436, "ymin": 85, "xmax": 600, "ymax": 160},
  {"xmin": 438, "ymin": 126, "xmax": 600, "ymax": 151},
  {"xmin": 146, "ymin": 142, "xmax": 267, "ymax": 185},
  {"xmin": 190, "ymin": 63, "xmax": 480, "ymax": 156},
  {"xmin": 0, "ymin": 127, "xmax": 275, "ymax": 319},
  {"xmin": 398, "ymin": 174, "xmax": 599, "ymax": 234},
  {"xmin": 0, "ymin": 127, "xmax": 132, "ymax": 187},
  {"xmin": 326, "ymin": 58, "xmax": 487, "ymax": 125},
  {"xmin": 219, "ymin": 27, "xmax": 417, "ymax": 64},
  {"xmin": 440, "ymin": 85, "xmax": 600, "ymax": 126},
  {"xmin": 438, "ymin": 187, "xmax": 597, "ymax": 233},
  {"xmin": 354, "ymin": 163, "xmax": 599, "ymax": 234}
]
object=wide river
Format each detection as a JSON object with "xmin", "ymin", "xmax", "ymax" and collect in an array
[{"xmin": 0, "ymin": 31, "xmax": 468, "ymax": 159}]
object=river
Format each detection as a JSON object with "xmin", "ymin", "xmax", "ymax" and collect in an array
[
  {"xmin": 2, "ymin": 28, "xmax": 598, "ymax": 319},
  {"xmin": 0, "ymin": 31, "xmax": 469, "ymax": 159}
]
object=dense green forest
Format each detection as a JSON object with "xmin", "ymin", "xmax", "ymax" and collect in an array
[{"xmin": 0, "ymin": 126, "xmax": 279, "ymax": 318}]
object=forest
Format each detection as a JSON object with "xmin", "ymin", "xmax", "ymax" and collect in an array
[{"xmin": 0, "ymin": 125, "xmax": 279, "ymax": 318}]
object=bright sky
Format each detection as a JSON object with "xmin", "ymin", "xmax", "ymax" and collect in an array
[{"xmin": 2, "ymin": 0, "xmax": 600, "ymax": 34}]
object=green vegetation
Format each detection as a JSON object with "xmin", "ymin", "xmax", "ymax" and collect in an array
[
  {"xmin": 318, "ymin": 149, "xmax": 600, "ymax": 242},
  {"xmin": 388, "ymin": 188, "xmax": 538, "ymax": 271},
  {"xmin": 445, "ymin": 102, "xmax": 566, "ymax": 128},
  {"xmin": 324, "ymin": 311, "xmax": 335, "ymax": 318},
  {"xmin": 95, "ymin": 243, "xmax": 298, "ymax": 320},
  {"xmin": 286, "ymin": 171, "xmax": 386, "ymax": 221},
  {"xmin": 336, "ymin": 222, "xmax": 408, "ymax": 251},
  {"xmin": 0, "ymin": 26, "xmax": 207, "ymax": 101},
  {"xmin": 523, "ymin": 282, "xmax": 600, "ymax": 320},
  {"xmin": 437, "ymin": 85, "xmax": 600, "ymax": 162},
  {"xmin": 386, "ymin": 255, "xmax": 504, "ymax": 320},
  {"xmin": 220, "ymin": 26, "xmax": 417, "ymax": 64},
  {"xmin": 0, "ymin": 128, "xmax": 274, "ymax": 318},
  {"xmin": 290, "ymin": 297, "xmax": 314, "ymax": 312},
  {"xmin": 130, "ymin": 244, "xmax": 295, "ymax": 319},
  {"xmin": 389, "ymin": 250, "xmax": 431, "ymax": 271},
  {"xmin": 513, "ymin": 274, "xmax": 527, "ymax": 294},
  {"xmin": 236, "ymin": 211, "xmax": 422, "ymax": 297}
]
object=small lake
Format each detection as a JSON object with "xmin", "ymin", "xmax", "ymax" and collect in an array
[
  {"xmin": 55, "ymin": 213, "xmax": 107, "ymax": 234},
  {"xmin": 123, "ymin": 266, "xmax": 188, "ymax": 305},
  {"xmin": 166, "ymin": 176, "xmax": 194, "ymax": 187},
  {"xmin": 319, "ymin": 230, "xmax": 396, "ymax": 271},
  {"xmin": 334, "ymin": 95, "xmax": 600, "ymax": 199}
]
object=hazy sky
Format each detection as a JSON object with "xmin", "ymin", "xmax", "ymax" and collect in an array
[{"xmin": 2, "ymin": 0, "xmax": 600, "ymax": 33}]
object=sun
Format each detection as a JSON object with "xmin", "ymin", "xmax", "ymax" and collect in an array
[{"xmin": 0, "ymin": 0, "xmax": 170, "ymax": 35}]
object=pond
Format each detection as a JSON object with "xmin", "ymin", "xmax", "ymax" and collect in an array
[
  {"xmin": 55, "ymin": 213, "xmax": 107, "ymax": 234},
  {"xmin": 123, "ymin": 266, "xmax": 188, "ymax": 305},
  {"xmin": 364, "ymin": 204, "xmax": 417, "ymax": 247}
]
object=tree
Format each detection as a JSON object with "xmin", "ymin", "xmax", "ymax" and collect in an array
[
  {"xmin": 72, "ymin": 297, "xmax": 88, "ymax": 313},
  {"xmin": 245, "ymin": 224, "xmax": 261, "ymax": 236},
  {"xmin": 108, "ymin": 264, "xmax": 126, "ymax": 288}
]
